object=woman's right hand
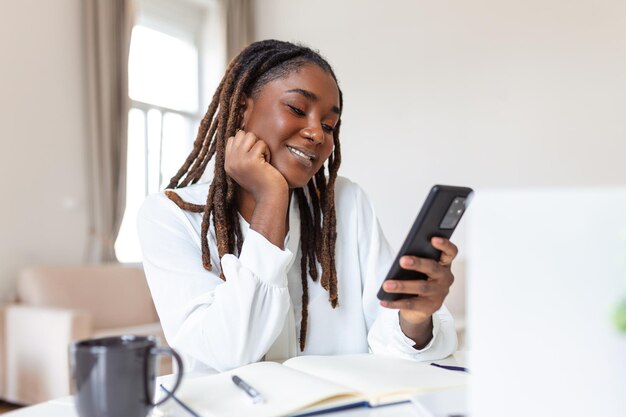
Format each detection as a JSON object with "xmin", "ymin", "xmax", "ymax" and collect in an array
[{"xmin": 225, "ymin": 130, "xmax": 288, "ymax": 201}]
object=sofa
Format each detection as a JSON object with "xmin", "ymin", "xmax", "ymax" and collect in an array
[
  {"xmin": 0, "ymin": 304, "xmax": 6, "ymax": 402},
  {"xmin": 0, "ymin": 264, "xmax": 168, "ymax": 405}
]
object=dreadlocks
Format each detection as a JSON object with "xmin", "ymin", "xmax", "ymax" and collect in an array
[{"xmin": 165, "ymin": 40, "xmax": 343, "ymax": 351}]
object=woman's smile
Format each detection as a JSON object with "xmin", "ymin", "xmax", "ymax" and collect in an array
[{"xmin": 286, "ymin": 145, "xmax": 316, "ymax": 168}]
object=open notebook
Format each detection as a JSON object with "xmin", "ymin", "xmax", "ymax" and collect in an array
[{"xmin": 157, "ymin": 354, "xmax": 468, "ymax": 417}]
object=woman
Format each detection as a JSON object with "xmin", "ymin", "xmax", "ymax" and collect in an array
[{"xmin": 138, "ymin": 40, "xmax": 458, "ymax": 373}]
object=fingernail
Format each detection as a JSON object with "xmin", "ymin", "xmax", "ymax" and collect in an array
[
  {"xmin": 385, "ymin": 282, "xmax": 397, "ymax": 290},
  {"xmin": 402, "ymin": 257, "xmax": 414, "ymax": 266},
  {"xmin": 380, "ymin": 301, "xmax": 389, "ymax": 307},
  {"xmin": 433, "ymin": 237, "xmax": 444, "ymax": 244}
]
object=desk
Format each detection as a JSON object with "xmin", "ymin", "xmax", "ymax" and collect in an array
[
  {"xmin": 4, "ymin": 353, "xmax": 467, "ymax": 417},
  {"xmin": 3, "ymin": 393, "xmax": 464, "ymax": 417},
  {"xmin": 3, "ymin": 398, "xmax": 429, "ymax": 417}
]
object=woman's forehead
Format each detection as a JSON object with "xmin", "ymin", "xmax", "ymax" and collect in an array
[{"xmin": 258, "ymin": 64, "xmax": 340, "ymax": 108}]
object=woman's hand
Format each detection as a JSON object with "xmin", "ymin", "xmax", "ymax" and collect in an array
[
  {"xmin": 224, "ymin": 130, "xmax": 290, "ymax": 248},
  {"xmin": 225, "ymin": 130, "xmax": 288, "ymax": 200},
  {"xmin": 380, "ymin": 237, "xmax": 458, "ymax": 348}
]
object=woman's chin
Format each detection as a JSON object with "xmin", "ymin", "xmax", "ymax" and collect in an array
[
  {"xmin": 286, "ymin": 178, "xmax": 311, "ymax": 189},
  {"xmin": 276, "ymin": 167, "xmax": 314, "ymax": 189},
  {"xmin": 274, "ymin": 154, "xmax": 325, "ymax": 189}
]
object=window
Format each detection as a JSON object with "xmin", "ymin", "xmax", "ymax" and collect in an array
[{"xmin": 115, "ymin": 0, "xmax": 214, "ymax": 262}]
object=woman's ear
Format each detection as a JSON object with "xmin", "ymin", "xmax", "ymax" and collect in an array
[{"xmin": 240, "ymin": 96, "xmax": 254, "ymax": 129}]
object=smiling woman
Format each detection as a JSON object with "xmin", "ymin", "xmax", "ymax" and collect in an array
[
  {"xmin": 137, "ymin": 40, "xmax": 459, "ymax": 373},
  {"xmin": 236, "ymin": 65, "xmax": 339, "ymax": 188}
]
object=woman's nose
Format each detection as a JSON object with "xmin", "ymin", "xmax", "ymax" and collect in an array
[{"xmin": 301, "ymin": 126, "xmax": 324, "ymax": 144}]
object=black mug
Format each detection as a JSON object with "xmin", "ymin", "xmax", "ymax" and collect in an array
[{"xmin": 70, "ymin": 335, "xmax": 183, "ymax": 417}]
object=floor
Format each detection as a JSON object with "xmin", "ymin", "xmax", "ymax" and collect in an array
[{"xmin": 0, "ymin": 401, "xmax": 22, "ymax": 414}]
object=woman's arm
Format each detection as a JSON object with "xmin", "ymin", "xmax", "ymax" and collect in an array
[
  {"xmin": 225, "ymin": 130, "xmax": 289, "ymax": 248},
  {"xmin": 352, "ymin": 184, "xmax": 458, "ymax": 360},
  {"xmin": 138, "ymin": 193, "xmax": 292, "ymax": 372},
  {"xmin": 381, "ymin": 238, "xmax": 458, "ymax": 349}
]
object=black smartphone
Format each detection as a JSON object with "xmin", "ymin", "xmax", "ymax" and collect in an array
[{"xmin": 377, "ymin": 185, "xmax": 474, "ymax": 301}]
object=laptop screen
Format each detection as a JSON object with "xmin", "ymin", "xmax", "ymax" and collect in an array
[{"xmin": 466, "ymin": 187, "xmax": 626, "ymax": 417}]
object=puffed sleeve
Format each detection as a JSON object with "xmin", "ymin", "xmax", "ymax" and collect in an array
[
  {"xmin": 353, "ymin": 185, "xmax": 458, "ymax": 360},
  {"xmin": 137, "ymin": 193, "xmax": 292, "ymax": 372}
]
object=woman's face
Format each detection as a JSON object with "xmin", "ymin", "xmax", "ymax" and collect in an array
[{"xmin": 241, "ymin": 63, "xmax": 341, "ymax": 188}]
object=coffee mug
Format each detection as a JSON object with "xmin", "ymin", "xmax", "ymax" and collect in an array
[{"xmin": 70, "ymin": 335, "xmax": 183, "ymax": 417}]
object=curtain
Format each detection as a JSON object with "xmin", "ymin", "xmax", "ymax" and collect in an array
[
  {"xmin": 225, "ymin": 0, "xmax": 255, "ymax": 61},
  {"xmin": 83, "ymin": 0, "xmax": 134, "ymax": 262}
]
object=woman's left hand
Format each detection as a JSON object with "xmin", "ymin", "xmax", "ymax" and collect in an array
[{"xmin": 380, "ymin": 237, "xmax": 457, "ymax": 346}]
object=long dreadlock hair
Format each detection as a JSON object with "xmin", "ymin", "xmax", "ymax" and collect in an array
[{"xmin": 164, "ymin": 40, "xmax": 343, "ymax": 351}]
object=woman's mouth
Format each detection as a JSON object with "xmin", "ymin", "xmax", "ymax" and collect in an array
[{"xmin": 287, "ymin": 146, "xmax": 315, "ymax": 167}]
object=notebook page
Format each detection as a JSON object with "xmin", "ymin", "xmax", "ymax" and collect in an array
[
  {"xmin": 161, "ymin": 361, "xmax": 362, "ymax": 417},
  {"xmin": 283, "ymin": 354, "xmax": 468, "ymax": 405}
]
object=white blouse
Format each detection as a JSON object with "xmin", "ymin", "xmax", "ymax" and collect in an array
[{"xmin": 138, "ymin": 176, "xmax": 457, "ymax": 373}]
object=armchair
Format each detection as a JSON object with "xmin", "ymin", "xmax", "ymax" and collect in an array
[
  {"xmin": 1, "ymin": 264, "xmax": 168, "ymax": 405},
  {"xmin": 0, "ymin": 304, "xmax": 6, "ymax": 401}
]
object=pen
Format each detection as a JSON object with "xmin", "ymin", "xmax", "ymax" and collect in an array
[
  {"xmin": 232, "ymin": 375, "xmax": 265, "ymax": 404},
  {"xmin": 430, "ymin": 362, "xmax": 470, "ymax": 373},
  {"xmin": 159, "ymin": 384, "xmax": 202, "ymax": 417}
]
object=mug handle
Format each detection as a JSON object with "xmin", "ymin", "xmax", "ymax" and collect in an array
[{"xmin": 150, "ymin": 346, "xmax": 184, "ymax": 407}]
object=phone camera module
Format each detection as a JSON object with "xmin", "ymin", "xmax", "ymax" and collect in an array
[{"xmin": 440, "ymin": 197, "xmax": 467, "ymax": 230}]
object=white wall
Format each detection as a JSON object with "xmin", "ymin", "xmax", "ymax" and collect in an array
[
  {"xmin": 0, "ymin": 0, "xmax": 89, "ymax": 300},
  {"xmin": 0, "ymin": 0, "xmax": 624, "ymax": 302},
  {"xmin": 254, "ymin": 0, "xmax": 626, "ymax": 252}
]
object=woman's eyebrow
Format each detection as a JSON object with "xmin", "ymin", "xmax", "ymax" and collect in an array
[{"xmin": 286, "ymin": 88, "xmax": 340, "ymax": 114}]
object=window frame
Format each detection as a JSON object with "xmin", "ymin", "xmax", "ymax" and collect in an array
[{"xmin": 116, "ymin": 0, "xmax": 214, "ymax": 263}]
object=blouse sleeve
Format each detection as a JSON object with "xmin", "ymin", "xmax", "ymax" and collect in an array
[
  {"xmin": 137, "ymin": 193, "xmax": 292, "ymax": 372},
  {"xmin": 353, "ymin": 185, "xmax": 458, "ymax": 361}
]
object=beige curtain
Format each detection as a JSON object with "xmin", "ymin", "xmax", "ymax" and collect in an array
[
  {"xmin": 225, "ymin": 0, "xmax": 255, "ymax": 61},
  {"xmin": 83, "ymin": 0, "xmax": 134, "ymax": 262}
]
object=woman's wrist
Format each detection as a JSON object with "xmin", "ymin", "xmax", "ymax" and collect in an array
[
  {"xmin": 399, "ymin": 311, "xmax": 433, "ymax": 350},
  {"xmin": 250, "ymin": 189, "xmax": 289, "ymax": 249}
]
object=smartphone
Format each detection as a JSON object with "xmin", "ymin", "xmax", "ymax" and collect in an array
[{"xmin": 377, "ymin": 185, "xmax": 474, "ymax": 301}]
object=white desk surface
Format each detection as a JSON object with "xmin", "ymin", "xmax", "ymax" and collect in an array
[
  {"xmin": 3, "ymin": 398, "xmax": 427, "ymax": 417},
  {"xmin": 4, "ymin": 352, "xmax": 467, "ymax": 417}
]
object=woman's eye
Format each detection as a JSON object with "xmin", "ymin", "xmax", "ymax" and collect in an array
[
  {"xmin": 287, "ymin": 105, "xmax": 305, "ymax": 116},
  {"xmin": 322, "ymin": 124, "xmax": 335, "ymax": 133}
]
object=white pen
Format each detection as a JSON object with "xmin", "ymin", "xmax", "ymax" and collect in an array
[{"xmin": 231, "ymin": 375, "xmax": 265, "ymax": 404}]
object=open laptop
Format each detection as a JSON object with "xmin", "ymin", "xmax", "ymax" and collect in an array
[{"xmin": 466, "ymin": 187, "xmax": 626, "ymax": 417}]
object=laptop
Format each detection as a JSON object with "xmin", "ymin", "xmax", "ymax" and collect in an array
[{"xmin": 466, "ymin": 187, "xmax": 626, "ymax": 417}]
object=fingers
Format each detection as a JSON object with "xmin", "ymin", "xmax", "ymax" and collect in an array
[
  {"xmin": 226, "ymin": 130, "xmax": 244, "ymax": 156},
  {"xmin": 226, "ymin": 134, "xmax": 236, "ymax": 155},
  {"xmin": 386, "ymin": 255, "xmax": 455, "ymax": 298},
  {"xmin": 380, "ymin": 277, "xmax": 451, "ymax": 312},
  {"xmin": 399, "ymin": 256, "xmax": 441, "ymax": 277},
  {"xmin": 383, "ymin": 279, "xmax": 439, "ymax": 297},
  {"xmin": 250, "ymin": 139, "xmax": 270, "ymax": 162},
  {"xmin": 227, "ymin": 130, "xmax": 270, "ymax": 160},
  {"xmin": 381, "ymin": 240, "xmax": 458, "ymax": 316},
  {"xmin": 431, "ymin": 237, "xmax": 458, "ymax": 266},
  {"xmin": 230, "ymin": 130, "xmax": 258, "ymax": 152},
  {"xmin": 380, "ymin": 296, "xmax": 438, "ymax": 312}
]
